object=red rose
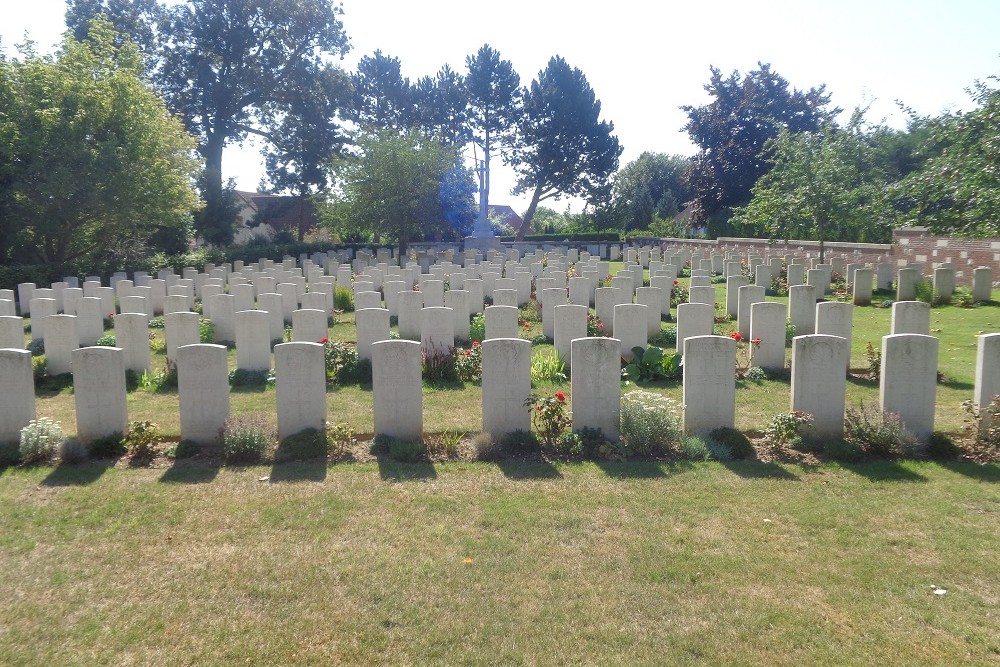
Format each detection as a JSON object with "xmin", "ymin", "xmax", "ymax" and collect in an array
[
  {"xmin": 673, "ymin": 279, "xmax": 679, "ymax": 285},
  {"xmin": 729, "ymin": 331, "xmax": 743, "ymax": 342},
  {"xmin": 555, "ymin": 391, "xmax": 566, "ymax": 402},
  {"xmin": 472, "ymin": 341, "xmax": 480, "ymax": 348},
  {"xmin": 319, "ymin": 336, "xmax": 328, "ymax": 344}
]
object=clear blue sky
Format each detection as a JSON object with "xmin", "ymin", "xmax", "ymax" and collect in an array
[{"xmin": 4, "ymin": 0, "xmax": 998, "ymax": 214}]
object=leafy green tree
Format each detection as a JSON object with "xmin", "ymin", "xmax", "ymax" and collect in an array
[
  {"xmin": 65, "ymin": 0, "xmax": 164, "ymax": 55},
  {"xmin": 511, "ymin": 56, "xmax": 622, "ymax": 238},
  {"xmin": 682, "ymin": 63, "xmax": 837, "ymax": 229},
  {"xmin": 320, "ymin": 131, "xmax": 474, "ymax": 254},
  {"xmin": 413, "ymin": 64, "xmax": 469, "ymax": 147},
  {"xmin": 0, "ymin": 20, "xmax": 199, "ymax": 267},
  {"xmin": 466, "ymin": 44, "xmax": 521, "ymax": 226},
  {"xmin": 606, "ymin": 152, "xmax": 691, "ymax": 233},
  {"xmin": 351, "ymin": 50, "xmax": 414, "ymax": 131},
  {"xmin": 158, "ymin": 0, "xmax": 349, "ymax": 245},
  {"xmin": 899, "ymin": 77, "xmax": 1000, "ymax": 237},
  {"xmin": 730, "ymin": 112, "xmax": 894, "ymax": 261}
]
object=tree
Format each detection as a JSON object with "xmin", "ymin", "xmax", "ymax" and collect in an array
[
  {"xmin": 0, "ymin": 19, "xmax": 199, "ymax": 266},
  {"xmin": 351, "ymin": 50, "xmax": 414, "ymax": 131},
  {"xmin": 899, "ymin": 76, "xmax": 1000, "ymax": 237},
  {"xmin": 157, "ymin": 0, "xmax": 349, "ymax": 245},
  {"xmin": 681, "ymin": 63, "xmax": 837, "ymax": 229},
  {"xmin": 65, "ymin": 0, "xmax": 164, "ymax": 55},
  {"xmin": 466, "ymin": 45, "xmax": 521, "ymax": 229},
  {"xmin": 730, "ymin": 111, "xmax": 894, "ymax": 261},
  {"xmin": 321, "ymin": 131, "xmax": 475, "ymax": 255},
  {"xmin": 605, "ymin": 152, "xmax": 691, "ymax": 233},
  {"xmin": 413, "ymin": 64, "xmax": 469, "ymax": 147},
  {"xmin": 511, "ymin": 56, "xmax": 622, "ymax": 238}
]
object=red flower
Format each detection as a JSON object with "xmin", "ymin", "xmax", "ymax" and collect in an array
[
  {"xmin": 598, "ymin": 322, "xmax": 604, "ymax": 329},
  {"xmin": 319, "ymin": 336, "xmax": 328, "ymax": 344},
  {"xmin": 536, "ymin": 405, "xmax": 543, "ymax": 412},
  {"xmin": 472, "ymin": 340, "xmax": 480, "ymax": 348},
  {"xmin": 729, "ymin": 331, "xmax": 744, "ymax": 342},
  {"xmin": 751, "ymin": 337, "xmax": 761, "ymax": 346},
  {"xmin": 109, "ymin": 313, "xmax": 115, "ymax": 319},
  {"xmin": 465, "ymin": 350, "xmax": 472, "ymax": 356},
  {"xmin": 555, "ymin": 391, "xmax": 566, "ymax": 402},
  {"xmin": 673, "ymin": 279, "xmax": 679, "ymax": 285}
]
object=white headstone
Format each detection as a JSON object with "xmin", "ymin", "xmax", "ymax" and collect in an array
[
  {"xmin": 974, "ymin": 333, "xmax": 1000, "ymax": 413},
  {"xmin": 177, "ymin": 344, "xmax": 230, "ymax": 444},
  {"xmin": 114, "ymin": 312, "xmax": 151, "ymax": 373},
  {"xmin": 274, "ymin": 342, "xmax": 327, "ymax": 441},
  {"xmin": 372, "ymin": 340, "xmax": 423, "ymax": 442},
  {"xmin": 571, "ymin": 337, "xmax": 621, "ymax": 441},
  {"xmin": 880, "ymin": 333, "xmax": 938, "ymax": 443},
  {"xmin": 234, "ymin": 310, "xmax": 271, "ymax": 371},
  {"xmin": 749, "ymin": 301, "xmax": 787, "ymax": 371},
  {"xmin": 356, "ymin": 308, "xmax": 390, "ymax": 361},
  {"xmin": 0, "ymin": 349, "xmax": 34, "ymax": 444},
  {"xmin": 683, "ymin": 335, "xmax": 736, "ymax": 435},
  {"xmin": 890, "ymin": 301, "xmax": 930, "ymax": 336},
  {"xmin": 44, "ymin": 314, "xmax": 79, "ymax": 375},
  {"xmin": 73, "ymin": 346, "xmax": 127, "ymax": 443},
  {"xmin": 553, "ymin": 304, "xmax": 587, "ymax": 367}
]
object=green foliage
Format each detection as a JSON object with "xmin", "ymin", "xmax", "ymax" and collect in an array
[
  {"xmin": 899, "ymin": 76, "xmax": 1000, "ymax": 236},
  {"xmin": 605, "ymin": 152, "xmax": 692, "ymax": 233},
  {"xmin": 530, "ymin": 349, "xmax": 567, "ymax": 384},
  {"xmin": 679, "ymin": 436, "xmax": 712, "ymax": 461},
  {"xmin": 682, "ymin": 63, "xmax": 836, "ymax": 225},
  {"xmin": 962, "ymin": 396, "xmax": 1000, "ymax": 450},
  {"xmin": 422, "ymin": 348, "xmax": 457, "ymax": 382},
  {"xmin": 138, "ymin": 362, "xmax": 177, "ymax": 393},
  {"xmin": 198, "ymin": 317, "xmax": 214, "ymax": 343},
  {"xmin": 619, "ymin": 391, "xmax": 683, "ymax": 457},
  {"xmin": 454, "ymin": 342, "xmax": 482, "ymax": 383},
  {"xmin": 165, "ymin": 440, "xmax": 201, "ymax": 460},
  {"xmin": 526, "ymin": 391, "xmax": 571, "ymax": 448},
  {"xmin": 843, "ymin": 403, "xmax": 921, "ymax": 459},
  {"xmin": 228, "ymin": 368, "xmax": 271, "ymax": 388},
  {"xmin": 277, "ymin": 428, "xmax": 328, "ymax": 462},
  {"xmin": 670, "ymin": 282, "xmax": 688, "ymax": 307},
  {"xmin": 468, "ymin": 313, "xmax": 485, "ymax": 343},
  {"xmin": 426, "ymin": 429, "xmax": 464, "ymax": 460},
  {"xmin": 31, "ymin": 355, "xmax": 47, "ymax": 381},
  {"xmin": 512, "ymin": 56, "xmax": 622, "ymax": 236},
  {"xmin": 123, "ymin": 420, "xmax": 160, "ymax": 461},
  {"xmin": 88, "ymin": 432, "xmax": 126, "ymax": 459},
  {"xmin": 57, "ymin": 439, "xmax": 89, "ymax": 465},
  {"xmin": 622, "ymin": 346, "xmax": 682, "ymax": 384},
  {"xmin": 952, "ymin": 286, "xmax": 976, "ymax": 308},
  {"xmin": 334, "ymin": 286, "xmax": 354, "ymax": 312},
  {"xmin": 26, "ymin": 339, "xmax": 45, "ymax": 356},
  {"xmin": 865, "ymin": 342, "xmax": 881, "ymax": 381},
  {"xmin": 19, "ymin": 417, "xmax": 64, "ymax": 464},
  {"xmin": 96, "ymin": 333, "xmax": 117, "ymax": 347},
  {"xmin": 372, "ymin": 434, "xmax": 425, "ymax": 463},
  {"xmin": 708, "ymin": 427, "xmax": 755, "ymax": 459},
  {"xmin": 731, "ymin": 112, "xmax": 895, "ymax": 255},
  {"xmin": 222, "ymin": 414, "xmax": 273, "ymax": 464},
  {"xmin": 763, "ymin": 411, "xmax": 814, "ymax": 450},
  {"xmin": 586, "ymin": 313, "xmax": 606, "ymax": 337},
  {"xmin": 785, "ymin": 319, "xmax": 796, "ymax": 346},
  {"xmin": 0, "ymin": 18, "xmax": 198, "ymax": 266}
]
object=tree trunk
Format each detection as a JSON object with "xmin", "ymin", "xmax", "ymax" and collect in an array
[
  {"xmin": 201, "ymin": 132, "xmax": 227, "ymax": 244},
  {"xmin": 515, "ymin": 185, "xmax": 545, "ymax": 241}
]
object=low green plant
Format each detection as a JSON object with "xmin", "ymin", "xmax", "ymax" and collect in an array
[
  {"xmin": 763, "ymin": 411, "xmax": 814, "ymax": 450},
  {"xmin": 95, "ymin": 333, "xmax": 116, "ymax": 346},
  {"xmin": 622, "ymin": 346, "xmax": 682, "ymax": 384},
  {"xmin": 670, "ymin": 280, "xmax": 688, "ymax": 307},
  {"xmin": 88, "ymin": 432, "xmax": 126, "ymax": 458},
  {"xmin": 334, "ymin": 286, "xmax": 354, "ymax": 312},
  {"xmin": 427, "ymin": 429, "xmax": 464, "ymax": 460},
  {"xmin": 26, "ymin": 338, "xmax": 45, "ymax": 356},
  {"xmin": 198, "ymin": 317, "xmax": 215, "ymax": 343},
  {"xmin": 952, "ymin": 286, "xmax": 975, "ymax": 308},
  {"xmin": 843, "ymin": 402, "xmax": 921, "ymax": 459},
  {"xmin": 619, "ymin": 391, "xmax": 683, "ymax": 457},
  {"xmin": 165, "ymin": 440, "xmax": 201, "ymax": 460},
  {"xmin": 679, "ymin": 436, "xmax": 712, "ymax": 461},
  {"xmin": 229, "ymin": 368, "xmax": 271, "ymax": 387},
  {"xmin": 222, "ymin": 414, "xmax": 273, "ymax": 463},
  {"xmin": 138, "ymin": 362, "xmax": 178, "ymax": 393},
  {"xmin": 454, "ymin": 342, "xmax": 482, "ymax": 383},
  {"xmin": 124, "ymin": 420, "xmax": 161, "ymax": 461},
  {"xmin": 864, "ymin": 341, "xmax": 881, "ymax": 381},
  {"xmin": 785, "ymin": 319, "xmax": 796, "ymax": 346},
  {"xmin": 823, "ymin": 438, "xmax": 865, "ymax": 462},
  {"xmin": 708, "ymin": 427, "xmax": 755, "ymax": 459},
  {"xmin": 526, "ymin": 391, "xmax": 571, "ymax": 448},
  {"xmin": 499, "ymin": 429, "xmax": 541, "ymax": 456},
  {"xmin": 961, "ymin": 395, "xmax": 1000, "ymax": 450},
  {"xmin": 19, "ymin": 417, "xmax": 64, "ymax": 464},
  {"xmin": 468, "ymin": 313, "xmax": 485, "ymax": 343},
  {"xmin": 372, "ymin": 434, "xmax": 425, "ymax": 462},
  {"xmin": 914, "ymin": 279, "xmax": 934, "ymax": 304},
  {"xmin": 326, "ymin": 422, "xmax": 356, "ymax": 459},
  {"xmin": 57, "ymin": 439, "xmax": 88, "ymax": 464},
  {"xmin": 586, "ymin": 313, "xmax": 606, "ymax": 337},
  {"xmin": 277, "ymin": 428, "xmax": 328, "ymax": 461},
  {"xmin": 148, "ymin": 317, "xmax": 165, "ymax": 329},
  {"xmin": 530, "ymin": 349, "xmax": 567, "ymax": 384},
  {"xmin": 32, "ymin": 355, "xmax": 47, "ymax": 380}
]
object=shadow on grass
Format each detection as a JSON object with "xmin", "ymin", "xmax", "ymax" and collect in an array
[
  {"xmin": 269, "ymin": 461, "xmax": 327, "ymax": 483},
  {"xmin": 938, "ymin": 378, "xmax": 975, "ymax": 391},
  {"xmin": 720, "ymin": 460, "xmax": 799, "ymax": 481},
  {"xmin": 497, "ymin": 459, "xmax": 562, "ymax": 479},
  {"xmin": 41, "ymin": 460, "xmax": 114, "ymax": 486},
  {"xmin": 159, "ymin": 460, "xmax": 222, "ymax": 484},
  {"xmin": 937, "ymin": 461, "xmax": 1000, "ymax": 482},
  {"xmin": 377, "ymin": 458, "xmax": 437, "ymax": 481},
  {"xmin": 35, "ymin": 373, "xmax": 75, "ymax": 396},
  {"xmin": 842, "ymin": 461, "xmax": 928, "ymax": 482},
  {"xmin": 595, "ymin": 460, "xmax": 668, "ymax": 478}
]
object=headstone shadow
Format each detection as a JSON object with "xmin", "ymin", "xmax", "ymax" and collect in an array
[
  {"xmin": 269, "ymin": 460, "xmax": 327, "ymax": 483},
  {"xmin": 937, "ymin": 461, "xmax": 1000, "ymax": 482},
  {"xmin": 41, "ymin": 460, "xmax": 114, "ymax": 486},
  {"xmin": 842, "ymin": 461, "xmax": 928, "ymax": 482},
  {"xmin": 159, "ymin": 459, "xmax": 222, "ymax": 484},
  {"xmin": 376, "ymin": 458, "xmax": 437, "ymax": 481},
  {"xmin": 497, "ymin": 459, "xmax": 562, "ymax": 480},
  {"xmin": 720, "ymin": 460, "xmax": 800, "ymax": 481},
  {"xmin": 594, "ymin": 460, "xmax": 668, "ymax": 478}
]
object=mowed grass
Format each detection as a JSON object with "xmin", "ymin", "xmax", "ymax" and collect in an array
[{"xmin": 0, "ymin": 461, "xmax": 997, "ymax": 666}]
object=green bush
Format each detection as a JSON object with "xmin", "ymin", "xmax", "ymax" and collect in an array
[
  {"xmin": 679, "ymin": 436, "xmax": 712, "ymax": 461},
  {"xmin": 165, "ymin": 440, "xmax": 201, "ymax": 460},
  {"xmin": 823, "ymin": 438, "xmax": 865, "ymax": 462},
  {"xmin": 619, "ymin": 391, "xmax": 683, "ymax": 457},
  {"xmin": 95, "ymin": 333, "xmax": 116, "ymax": 346},
  {"xmin": 468, "ymin": 313, "xmax": 486, "ymax": 343},
  {"xmin": 229, "ymin": 368, "xmax": 270, "ymax": 387},
  {"xmin": 222, "ymin": 414, "xmax": 273, "ymax": 464},
  {"xmin": 88, "ymin": 432, "xmax": 126, "ymax": 459},
  {"xmin": 499, "ymin": 429, "xmax": 541, "ymax": 456},
  {"xmin": 19, "ymin": 417, "xmax": 64, "ymax": 464},
  {"xmin": 372, "ymin": 434, "xmax": 425, "ymax": 462},
  {"xmin": 198, "ymin": 317, "xmax": 214, "ymax": 343},
  {"xmin": 123, "ymin": 420, "xmax": 161, "ymax": 461},
  {"xmin": 26, "ymin": 338, "xmax": 45, "ymax": 356},
  {"xmin": 0, "ymin": 443, "xmax": 21, "ymax": 466},
  {"xmin": 32, "ymin": 355, "xmax": 47, "ymax": 380},
  {"xmin": 529, "ymin": 349, "xmax": 566, "ymax": 384},
  {"xmin": 334, "ymin": 286, "xmax": 354, "ymax": 312},
  {"xmin": 843, "ymin": 403, "xmax": 921, "ymax": 459},
  {"xmin": 708, "ymin": 427, "xmax": 755, "ymax": 459},
  {"xmin": 763, "ymin": 411, "xmax": 814, "ymax": 450},
  {"xmin": 277, "ymin": 428, "xmax": 328, "ymax": 461}
]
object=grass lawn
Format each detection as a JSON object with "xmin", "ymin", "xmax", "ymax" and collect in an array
[{"xmin": 1, "ymin": 460, "xmax": 997, "ymax": 666}]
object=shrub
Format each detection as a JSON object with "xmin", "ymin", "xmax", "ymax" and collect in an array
[
  {"xmin": 530, "ymin": 349, "xmax": 567, "ymax": 384},
  {"xmin": 138, "ymin": 362, "xmax": 177, "ymax": 392},
  {"xmin": 785, "ymin": 319, "xmax": 796, "ymax": 346},
  {"xmin": 952, "ymin": 286, "xmax": 976, "ymax": 308},
  {"xmin": 619, "ymin": 391, "xmax": 682, "ymax": 457},
  {"xmin": 148, "ymin": 317, "xmax": 165, "ymax": 329},
  {"xmin": 864, "ymin": 341, "xmax": 881, "ymax": 381},
  {"xmin": 57, "ymin": 439, "xmax": 88, "ymax": 464},
  {"xmin": 422, "ymin": 348, "xmax": 457, "ymax": 382},
  {"xmin": 32, "ymin": 355, "xmax": 47, "ymax": 380},
  {"xmin": 679, "ymin": 436, "xmax": 711, "ymax": 461},
  {"xmin": 88, "ymin": 432, "xmax": 126, "ymax": 458},
  {"xmin": 843, "ymin": 402, "xmax": 921, "ymax": 459},
  {"xmin": 914, "ymin": 279, "xmax": 934, "ymax": 304},
  {"xmin": 823, "ymin": 438, "xmax": 865, "ymax": 462},
  {"xmin": 526, "ymin": 391, "xmax": 572, "ymax": 448},
  {"xmin": 472, "ymin": 432, "xmax": 504, "ymax": 461},
  {"xmin": 622, "ymin": 346, "xmax": 682, "ymax": 384},
  {"xmin": 95, "ymin": 333, "xmax": 116, "ymax": 346},
  {"xmin": 670, "ymin": 281, "xmax": 688, "ymax": 307},
  {"xmin": 961, "ymin": 396, "xmax": 1000, "ymax": 450},
  {"xmin": 708, "ymin": 427, "xmax": 755, "ymax": 459},
  {"xmin": 372, "ymin": 434, "xmax": 425, "ymax": 462},
  {"xmin": 454, "ymin": 342, "xmax": 482, "ymax": 383},
  {"xmin": 334, "ymin": 286, "xmax": 354, "ymax": 312},
  {"xmin": 426, "ymin": 430, "xmax": 464, "ymax": 460},
  {"xmin": 499, "ymin": 429, "xmax": 541, "ymax": 456},
  {"xmin": 229, "ymin": 368, "xmax": 271, "ymax": 387},
  {"xmin": 26, "ymin": 338, "xmax": 45, "ymax": 356},
  {"xmin": 19, "ymin": 417, "xmax": 64, "ymax": 464},
  {"xmin": 277, "ymin": 428, "xmax": 328, "ymax": 461},
  {"xmin": 763, "ymin": 411, "xmax": 814, "ymax": 450},
  {"xmin": 124, "ymin": 420, "xmax": 161, "ymax": 461},
  {"xmin": 468, "ymin": 313, "xmax": 485, "ymax": 343},
  {"xmin": 198, "ymin": 317, "xmax": 215, "ymax": 343},
  {"xmin": 165, "ymin": 439, "xmax": 201, "ymax": 460},
  {"xmin": 222, "ymin": 414, "xmax": 273, "ymax": 463},
  {"xmin": 586, "ymin": 313, "xmax": 606, "ymax": 337}
]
